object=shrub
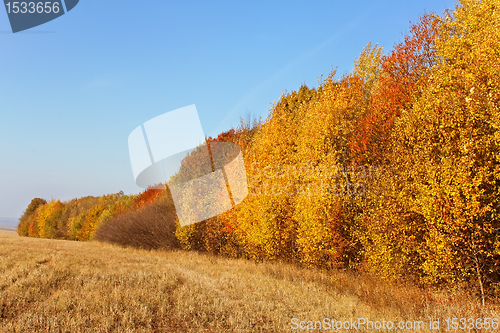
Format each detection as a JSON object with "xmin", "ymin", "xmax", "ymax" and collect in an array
[{"xmin": 93, "ymin": 194, "xmax": 179, "ymax": 251}]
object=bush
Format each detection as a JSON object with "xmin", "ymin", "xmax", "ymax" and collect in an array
[{"xmin": 93, "ymin": 195, "xmax": 179, "ymax": 251}]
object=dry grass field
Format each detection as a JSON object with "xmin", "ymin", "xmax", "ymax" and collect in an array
[{"xmin": 0, "ymin": 230, "xmax": 498, "ymax": 332}]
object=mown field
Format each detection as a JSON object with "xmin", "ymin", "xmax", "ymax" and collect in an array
[{"xmin": 0, "ymin": 230, "xmax": 498, "ymax": 332}]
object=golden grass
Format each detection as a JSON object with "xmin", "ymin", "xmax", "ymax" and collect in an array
[{"xmin": 0, "ymin": 230, "xmax": 498, "ymax": 332}]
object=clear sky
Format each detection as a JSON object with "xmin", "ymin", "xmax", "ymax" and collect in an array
[{"xmin": 0, "ymin": 0, "xmax": 456, "ymax": 219}]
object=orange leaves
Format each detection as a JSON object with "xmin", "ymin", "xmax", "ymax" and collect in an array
[
  {"xmin": 208, "ymin": 128, "xmax": 236, "ymax": 143},
  {"xmin": 134, "ymin": 188, "xmax": 163, "ymax": 209},
  {"xmin": 349, "ymin": 14, "xmax": 440, "ymax": 165}
]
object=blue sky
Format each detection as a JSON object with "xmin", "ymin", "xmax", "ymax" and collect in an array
[{"xmin": 0, "ymin": 0, "xmax": 456, "ymax": 219}]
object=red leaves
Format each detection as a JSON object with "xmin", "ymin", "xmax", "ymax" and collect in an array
[
  {"xmin": 221, "ymin": 221, "xmax": 234, "ymax": 233},
  {"xmin": 349, "ymin": 14, "xmax": 440, "ymax": 165},
  {"xmin": 134, "ymin": 188, "xmax": 163, "ymax": 209},
  {"xmin": 208, "ymin": 128, "xmax": 236, "ymax": 143}
]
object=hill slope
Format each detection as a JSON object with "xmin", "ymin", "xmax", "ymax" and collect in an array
[{"xmin": 1, "ymin": 230, "xmax": 497, "ymax": 332}]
